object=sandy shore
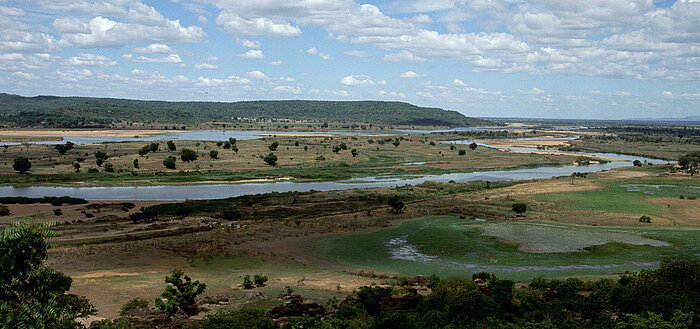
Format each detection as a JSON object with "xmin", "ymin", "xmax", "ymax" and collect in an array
[
  {"xmin": 0, "ymin": 129, "xmax": 186, "ymax": 138},
  {"xmin": 254, "ymin": 132, "xmax": 394, "ymax": 137}
]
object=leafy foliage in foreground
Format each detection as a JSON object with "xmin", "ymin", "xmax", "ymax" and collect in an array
[
  {"xmin": 0, "ymin": 220, "xmax": 95, "ymax": 329},
  {"xmin": 193, "ymin": 257, "xmax": 698, "ymax": 329},
  {"xmin": 0, "ymin": 93, "xmax": 489, "ymax": 127}
]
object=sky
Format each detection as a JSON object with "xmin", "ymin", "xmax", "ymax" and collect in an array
[{"xmin": 1, "ymin": 0, "xmax": 699, "ymax": 119}]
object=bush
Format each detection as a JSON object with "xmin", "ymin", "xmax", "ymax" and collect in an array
[
  {"xmin": 88, "ymin": 168, "xmax": 99, "ymax": 173},
  {"xmin": 0, "ymin": 205, "xmax": 9, "ymax": 216},
  {"xmin": 253, "ymin": 274, "xmax": 268, "ymax": 287},
  {"xmin": 198, "ymin": 307, "xmax": 276, "ymax": 329},
  {"xmin": 633, "ymin": 160, "xmax": 643, "ymax": 167},
  {"xmin": 181, "ymin": 149, "xmax": 198, "ymax": 162},
  {"xmin": 639, "ymin": 215, "xmax": 651, "ymax": 223},
  {"xmin": 242, "ymin": 275, "xmax": 254, "ymax": 289},
  {"xmin": 351, "ymin": 149, "xmax": 358, "ymax": 157},
  {"xmin": 155, "ymin": 269, "xmax": 206, "ymax": 315},
  {"xmin": 209, "ymin": 150, "xmax": 219, "ymax": 159},
  {"xmin": 133, "ymin": 159, "xmax": 139, "ymax": 168},
  {"xmin": 388, "ymin": 195, "xmax": 405, "ymax": 213},
  {"xmin": 263, "ymin": 153, "xmax": 277, "ymax": 166},
  {"xmin": 90, "ymin": 319, "xmax": 139, "ymax": 329},
  {"xmin": 13, "ymin": 156, "xmax": 31, "ymax": 173},
  {"xmin": 512, "ymin": 202, "xmax": 527, "ymax": 215},
  {"xmin": 221, "ymin": 209, "xmax": 241, "ymax": 221},
  {"xmin": 120, "ymin": 298, "xmax": 149, "ymax": 315},
  {"xmin": 458, "ymin": 149, "xmax": 466, "ymax": 155},
  {"xmin": 469, "ymin": 142, "xmax": 478, "ymax": 150},
  {"xmin": 163, "ymin": 156, "xmax": 176, "ymax": 169},
  {"xmin": 167, "ymin": 141, "xmax": 177, "ymax": 151},
  {"xmin": 103, "ymin": 162, "xmax": 115, "ymax": 172},
  {"xmin": 268, "ymin": 142, "xmax": 279, "ymax": 151}
]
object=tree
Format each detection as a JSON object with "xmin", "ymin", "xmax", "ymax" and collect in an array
[
  {"xmin": 181, "ymin": 148, "xmax": 198, "ymax": 162},
  {"xmin": 388, "ymin": 195, "xmax": 405, "ymax": 213},
  {"xmin": 678, "ymin": 152, "xmax": 700, "ymax": 174},
  {"xmin": 72, "ymin": 161, "xmax": 81, "ymax": 173},
  {"xmin": 351, "ymin": 149, "xmax": 359, "ymax": 157},
  {"xmin": 139, "ymin": 145, "xmax": 151, "ymax": 156},
  {"xmin": 253, "ymin": 274, "xmax": 268, "ymax": 287},
  {"xmin": 223, "ymin": 141, "xmax": 231, "ymax": 149},
  {"xmin": 209, "ymin": 150, "xmax": 219, "ymax": 159},
  {"xmin": 269, "ymin": 141, "xmax": 279, "ymax": 151},
  {"xmin": 54, "ymin": 142, "xmax": 74, "ymax": 155},
  {"xmin": 103, "ymin": 162, "xmax": 115, "ymax": 172},
  {"xmin": 0, "ymin": 220, "xmax": 96, "ymax": 328},
  {"xmin": 512, "ymin": 202, "xmax": 527, "ymax": 215},
  {"xmin": 167, "ymin": 140, "xmax": 177, "ymax": 151},
  {"xmin": 333, "ymin": 145, "xmax": 341, "ymax": 153},
  {"xmin": 228, "ymin": 137, "xmax": 236, "ymax": 145},
  {"xmin": 95, "ymin": 151, "xmax": 108, "ymax": 166},
  {"xmin": 458, "ymin": 149, "xmax": 467, "ymax": 155},
  {"xmin": 133, "ymin": 158, "xmax": 139, "ymax": 168},
  {"xmin": 339, "ymin": 142, "xmax": 348, "ymax": 150},
  {"xmin": 633, "ymin": 160, "xmax": 643, "ymax": 167},
  {"xmin": 154, "ymin": 269, "xmax": 206, "ymax": 315},
  {"xmin": 163, "ymin": 156, "xmax": 176, "ymax": 169},
  {"xmin": 469, "ymin": 142, "xmax": 478, "ymax": 150},
  {"xmin": 393, "ymin": 138, "xmax": 401, "ymax": 147},
  {"xmin": 13, "ymin": 156, "xmax": 31, "ymax": 173},
  {"xmin": 264, "ymin": 153, "xmax": 277, "ymax": 166},
  {"xmin": 96, "ymin": 158, "xmax": 104, "ymax": 167},
  {"xmin": 149, "ymin": 142, "xmax": 159, "ymax": 152}
]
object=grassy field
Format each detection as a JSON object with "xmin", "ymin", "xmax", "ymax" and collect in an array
[
  {"xmin": 0, "ymin": 133, "xmax": 581, "ymax": 185},
  {"xmin": 309, "ymin": 216, "xmax": 699, "ymax": 281}
]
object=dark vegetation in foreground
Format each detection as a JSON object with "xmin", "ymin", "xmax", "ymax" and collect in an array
[
  {"xmin": 3, "ymin": 219, "xmax": 698, "ymax": 329},
  {"xmin": 0, "ymin": 93, "xmax": 489, "ymax": 128}
]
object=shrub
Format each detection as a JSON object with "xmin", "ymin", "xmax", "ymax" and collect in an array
[
  {"xmin": 268, "ymin": 142, "xmax": 279, "ymax": 151},
  {"xmin": 209, "ymin": 150, "xmax": 219, "ymax": 159},
  {"xmin": 95, "ymin": 151, "xmax": 109, "ymax": 161},
  {"xmin": 181, "ymin": 149, "xmax": 198, "ymax": 162},
  {"xmin": 198, "ymin": 307, "xmax": 276, "ymax": 329},
  {"xmin": 149, "ymin": 142, "xmax": 159, "ymax": 152},
  {"xmin": 96, "ymin": 158, "xmax": 104, "ymax": 167},
  {"xmin": 639, "ymin": 215, "xmax": 651, "ymax": 223},
  {"xmin": 253, "ymin": 274, "xmax": 268, "ymax": 287},
  {"xmin": 263, "ymin": 153, "xmax": 277, "ymax": 166},
  {"xmin": 155, "ymin": 269, "xmax": 206, "ymax": 315},
  {"xmin": 221, "ymin": 209, "xmax": 241, "ymax": 221},
  {"xmin": 469, "ymin": 142, "xmax": 478, "ymax": 150},
  {"xmin": 242, "ymin": 275, "xmax": 254, "ymax": 289},
  {"xmin": 223, "ymin": 141, "xmax": 231, "ymax": 149},
  {"xmin": 0, "ymin": 205, "xmax": 9, "ymax": 216},
  {"xmin": 53, "ymin": 208, "xmax": 62, "ymax": 216},
  {"xmin": 120, "ymin": 298, "xmax": 149, "ymax": 315},
  {"xmin": 163, "ymin": 156, "xmax": 176, "ymax": 169},
  {"xmin": 103, "ymin": 163, "xmax": 115, "ymax": 172},
  {"xmin": 87, "ymin": 168, "xmax": 99, "ymax": 173},
  {"xmin": 351, "ymin": 149, "xmax": 358, "ymax": 157},
  {"xmin": 512, "ymin": 202, "xmax": 527, "ymax": 215},
  {"xmin": 138, "ymin": 145, "xmax": 151, "ymax": 156},
  {"xmin": 633, "ymin": 160, "xmax": 643, "ymax": 167},
  {"xmin": 393, "ymin": 138, "xmax": 400, "ymax": 147},
  {"xmin": 388, "ymin": 195, "xmax": 405, "ymax": 213},
  {"xmin": 13, "ymin": 156, "xmax": 31, "ymax": 173},
  {"xmin": 167, "ymin": 141, "xmax": 177, "ymax": 151},
  {"xmin": 91, "ymin": 319, "xmax": 139, "ymax": 329},
  {"xmin": 458, "ymin": 149, "xmax": 466, "ymax": 155},
  {"xmin": 133, "ymin": 159, "xmax": 139, "ymax": 169}
]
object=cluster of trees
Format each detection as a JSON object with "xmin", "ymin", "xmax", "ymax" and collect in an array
[
  {"xmin": 679, "ymin": 151, "xmax": 700, "ymax": 175},
  {"xmin": 0, "ymin": 93, "xmax": 488, "ymax": 128}
]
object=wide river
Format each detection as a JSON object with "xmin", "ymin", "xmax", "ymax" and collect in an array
[{"xmin": 0, "ymin": 129, "xmax": 669, "ymax": 201}]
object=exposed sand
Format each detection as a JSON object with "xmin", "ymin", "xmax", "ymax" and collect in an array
[
  {"xmin": 255, "ymin": 132, "xmax": 394, "ymax": 137},
  {"xmin": 475, "ymin": 139, "xmax": 625, "ymax": 161},
  {"xmin": 0, "ymin": 129, "xmax": 186, "ymax": 138}
]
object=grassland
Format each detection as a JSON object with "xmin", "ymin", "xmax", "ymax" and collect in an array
[{"xmin": 0, "ymin": 133, "xmax": 581, "ymax": 185}]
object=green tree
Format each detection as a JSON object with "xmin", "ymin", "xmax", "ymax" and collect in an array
[
  {"xmin": 72, "ymin": 161, "xmax": 81, "ymax": 173},
  {"xmin": 167, "ymin": 140, "xmax": 176, "ymax": 151},
  {"xmin": 180, "ymin": 148, "xmax": 198, "ymax": 162},
  {"xmin": 95, "ymin": 151, "xmax": 108, "ymax": 166},
  {"xmin": 228, "ymin": 137, "xmax": 236, "ymax": 145},
  {"xmin": 393, "ymin": 138, "xmax": 401, "ymax": 147},
  {"xmin": 512, "ymin": 202, "xmax": 527, "ymax": 215},
  {"xmin": 209, "ymin": 150, "xmax": 219, "ymax": 159},
  {"xmin": 154, "ymin": 269, "xmax": 206, "ymax": 315},
  {"xmin": 253, "ymin": 274, "xmax": 268, "ymax": 287},
  {"xmin": 149, "ymin": 142, "xmax": 159, "ymax": 152},
  {"xmin": 163, "ymin": 156, "xmax": 176, "ymax": 169},
  {"xmin": 351, "ymin": 149, "xmax": 358, "ymax": 157},
  {"xmin": 264, "ymin": 153, "xmax": 277, "ymax": 166},
  {"xmin": 138, "ymin": 145, "xmax": 151, "ymax": 156},
  {"xmin": 388, "ymin": 195, "xmax": 405, "ymax": 213},
  {"xmin": 458, "ymin": 149, "xmax": 466, "ymax": 155},
  {"xmin": 269, "ymin": 141, "xmax": 279, "ymax": 151},
  {"xmin": 0, "ymin": 220, "xmax": 96, "ymax": 328},
  {"xmin": 133, "ymin": 158, "xmax": 139, "ymax": 169},
  {"xmin": 199, "ymin": 307, "xmax": 276, "ymax": 329},
  {"xmin": 103, "ymin": 162, "xmax": 115, "ymax": 172},
  {"xmin": 469, "ymin": 142, "xmax": 478, "ymax": 150},
  {"xmin": 13, "ymin": 156, "xmax": 31, "ymax": 173},
  {"xmin": 223, "ymin": 141, "xmax": 231, "ymax": 149}
]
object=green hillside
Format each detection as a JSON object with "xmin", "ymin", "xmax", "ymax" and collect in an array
[{"xmin": 0, "ymin": 93, "xmax": 491, "ymax": 128}]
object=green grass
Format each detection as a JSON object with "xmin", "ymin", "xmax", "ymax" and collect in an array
[
  {"xmin": 536, "ymin": 183, "xmax": 663, "ymax": 215},
  {"xmin": 308, "ymin": 216, "xmax": 699, "ymax": 281}
]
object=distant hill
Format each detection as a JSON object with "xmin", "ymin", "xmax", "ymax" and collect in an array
[{"xmin": 0, "ymin": 93, "xmax": 490, "ymax": 128}]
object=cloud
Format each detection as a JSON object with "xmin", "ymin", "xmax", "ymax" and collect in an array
[
  {"xmin": 133, "ymin": 43, "xmax": 176, "ymax": 54},
  {"xmin": 340, "ymin": 75, "xmax": 386, "ymax": 86},
  {"xmin": 244, "ymin": 70, "xmax": 294, "ymax": 83},
  {"xmin": 269, "ymin": 60, "xmax": 283, "ymax": 66},
  {"xmin": 35, "ymin": 0, "xmax": 132, "ymax": 15},
  {"xmin": 65, "ymin": 53, "xmax": 118, "ymax": 66},
  {"xmin": 122, "ymin": 53, "xmax": 183, "ymax": 63},
  {"xmin": 344, "ymin": 50, "xmax": 370, "ymax": 57},
  {"xmin": 378, "ymin": 90, "xmax": 406, "ymax": 98},
  {"xmin": 274, "ymin": 85, "xmax": 302, "ymax": 94},
  {"xmin": 11, "ymin": 71, "xmax": 39, "ymax": 80},
  {"xmin": 194, "ymin": 63, "xmax": 218, "ymax": 69},
  {"xmin": 239, "ymin": 39, "xmax": 262, "ymax": 48},
  {"xmin": 238, "ymin": 49, "xmax": 265, "ymax": 59},
  {"xmin": 216, "ymin": 12, "xmax": 301, "ymax": 37},
  {"xmin": 301, "ymin": 47, "xmax": 331, "ymax": 60},
  {"xmin": 516, "ymin": 88, "xmax": 545, "ymax": 95},
  {"xmin": 382, "ymin": 50, "xmax": 427, "ymax": 63},
  {"xmin": 400, "ymin": 71, "xmax": 425, "ymax": 78},
  {"xmin": 53, "ymin": 3, "xmax": 205, "ymax": 48},
  {"xmin": 452, "ymin": 79, "xmax": 466, "ymax": 87}
]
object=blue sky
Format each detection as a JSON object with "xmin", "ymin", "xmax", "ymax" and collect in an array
[{"xmin": 1, "ymin": 0, "xmax": 699, "ymax": 119}]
